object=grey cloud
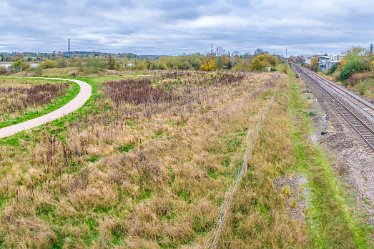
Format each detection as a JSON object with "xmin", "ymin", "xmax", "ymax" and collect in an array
[{"xmin": 0, "ymin": 0, "xmax": 373, "ymax": 55}]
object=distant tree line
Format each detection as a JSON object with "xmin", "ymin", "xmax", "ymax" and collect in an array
[{"xmin": 0, "ymin": 48, "xmax": 283, "ymax": 75}]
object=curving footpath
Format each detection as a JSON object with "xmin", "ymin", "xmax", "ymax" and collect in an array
[{"xmin": 0, "ymin": 77, "xmax": 92, "ymax": 139}]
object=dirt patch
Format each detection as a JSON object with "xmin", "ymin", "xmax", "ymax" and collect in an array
[{"xmin": 274, "ymin": 174, "xmax": 309, "ymax": 222}]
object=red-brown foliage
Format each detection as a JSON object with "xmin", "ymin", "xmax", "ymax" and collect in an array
[
  {"xmin": 0, "ymin": 83, "xmax": 68, "ymax": 114},
  {"xmin": 105, "ymin": 78, "xmax": 179, "ymax": 106}
]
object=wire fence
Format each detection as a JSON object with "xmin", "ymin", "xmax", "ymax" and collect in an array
[{"xmin": 204, "ymin": 89, "xmax": 277, "ymax": 249}]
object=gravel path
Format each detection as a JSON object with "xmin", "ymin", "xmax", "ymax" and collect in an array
[{"xmin": 0, "ymin": 77, "xmax": 92, "ymax": 139}]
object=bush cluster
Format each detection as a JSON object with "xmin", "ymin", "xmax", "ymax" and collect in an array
[
  {"xmin": 338, "ymin": 59, "xmax": 370, "ymax": 81},
  {"xmin": 251, "ymin": 54, "xmax": 278, "ymax": 71},
  {"xmin": 0, "ymin": 66, "xmax": 6, "ymax": 75}
]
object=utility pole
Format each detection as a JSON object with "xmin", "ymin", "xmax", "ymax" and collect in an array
[{"xmin": 321, "ymin": 114, "xmax": 329, "ymax": 135}]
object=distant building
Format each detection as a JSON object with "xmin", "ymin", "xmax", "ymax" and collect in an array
[
  {"xmin": 319, "ymin": 56, "xmax": 332, "ymax": 72},
  {"xmin": 305, "ymin": 57, "xmax": 312, "ymax": 65},
  {"xmin": 318, "ymin": 55, "xmax": 344, "ymax": 72},
  {"xmin": 304, "ymin": 54, "xmax": 344, "ymax": 72}
]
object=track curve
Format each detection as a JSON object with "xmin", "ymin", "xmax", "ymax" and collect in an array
[{"xmin": 0, "ymin": 77, "xmax": 92, "ymax": 139}]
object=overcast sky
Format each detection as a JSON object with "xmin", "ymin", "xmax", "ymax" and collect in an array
[{"xmin": 0, "ymin": 0, "xmax": 373, "ymax": 55}]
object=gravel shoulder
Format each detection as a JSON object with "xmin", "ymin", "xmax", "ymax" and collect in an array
[{"xmin": 0, "ymin": 78, "xmax": 91, "ymax": 139}]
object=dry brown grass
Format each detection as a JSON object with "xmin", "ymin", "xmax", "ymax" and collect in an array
[
  {"xmin": 0, "ymin": 71, "xmax": 285, "ymax": 248},
  {"xmin": 217, "ymin": 76, "xmax": 309, "ymax": 248}
]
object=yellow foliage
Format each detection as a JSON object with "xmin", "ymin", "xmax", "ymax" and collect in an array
[
  {"xmin": 371, "ymin": 60, "xmax": 374, "ymax": 71},
  {"xmin": 40, "ymin": 59, "xmax": 57, "ymax": 69},
  {"xmin": 310, "ymin": 57, "xmax": 319, "ymax": 71},
  {"xmin": 251, "ymin": 54, "xmax": 277, "ymax": 70},
  {"xmin": 159, "ymin": 61, "xmax": 168, "ymax": 70},
  {"xmin": 200, "ymin": 55, "xmax": 216, "ymax": 71},
  {"xmin": 340, "ymin": 58, "xmax": 346, "ymax": 67}
]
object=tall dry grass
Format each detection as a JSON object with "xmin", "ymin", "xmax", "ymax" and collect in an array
[
  {"xmin": 217, "ymin": 76, "xmax": 308, "ymax": 248},
  {"xmin": 0, "ymin": 71, "xmax": 285, "ymax": 248},
  {"xmin": 0, "ymin": 79, "xmax": 68, "ymax": 116}
]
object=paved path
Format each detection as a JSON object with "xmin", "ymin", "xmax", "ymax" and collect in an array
[{"xmin": 0, "ymin": 77, "xmax": 92, "ymax": 139}]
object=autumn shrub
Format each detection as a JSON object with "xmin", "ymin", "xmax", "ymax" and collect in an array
[
  {"xmin": 310, "ymin": 57, "xmax": 319, "ymax": 72},
  {"xmin": 251, "ymin": 54, "xmax": 278, "ymax": 71},
  {"xmin": 0, "ymin": 66, "xmax": 6, "ymax": 75},
  {"xmin": 40, "ymin": 59, "xmax": 57, "ymax": 69},
  {"xmin": 232, "ymin": 59, "xmax": 252, "ymax": 71},
  {"xmin": 149, "ymin": 61, "xmax": 169, "ymax": 70},
  {"xmin": 347, "ymin": 71, "xmax": 374, "ymax": 85},
  {"xmin": 32, "ymin": 66, "xmax": 43, "ymax": 76},
  {"xmin": 9, "ymin": 60, "xmax": 30, "ymax": 73},
  {"xmin": 200, "ymin": 55, "xmax": 216, "ymax": 71},
  {"xmin": 339, "ymin": 60, "xmax": 370, "ymax": 81}
]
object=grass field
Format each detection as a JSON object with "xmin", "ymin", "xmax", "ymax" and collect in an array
[
  {"xmin": 0, "ymin": 69, "xmax": 372, "ymax": 248},
  {"xmin": 0, "ymin": 71, "xmax": 283, "ymax": 248}
]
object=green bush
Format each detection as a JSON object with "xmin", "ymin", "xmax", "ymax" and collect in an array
[
  {"xmin": 10, "ymin": 60, "xmax": 30, "ymax": 72},
  {"xmin": 339, "ymin": 60, "xmax": 370, "ymax": 81},
  {"xmin": 327, "ymin": 63, "xmax": 339, "ymax": 75},
  {"xmin": 358, "ymin": 79, "xmax": 372, "ymax": 95},
  {"xmin": 277, "ymin": 64, "xmax": 288, "ymax": 74}
]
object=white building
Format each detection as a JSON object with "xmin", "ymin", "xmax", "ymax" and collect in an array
[
  {"xmin": 318, "ymin": 55, "xmax": 344, "ymax": 72},
  {"xmin": 304, "ymin": 54, "xmax": 344, "ymax": 72}
]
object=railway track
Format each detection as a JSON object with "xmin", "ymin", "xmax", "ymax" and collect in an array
[
  {"xmin": 295, "ymin": 65, "xmax": 374, "ymax": 123},
  {"xmin": 291, "ymin": 64, "xmax": 374, "ymax": 150}
]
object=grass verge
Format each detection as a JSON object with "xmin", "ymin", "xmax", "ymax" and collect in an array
[{"xmin": 289, "ymin": 69, "xmax": 372, "ymax": 248}]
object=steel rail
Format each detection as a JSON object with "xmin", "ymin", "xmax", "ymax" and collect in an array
[
  {"xmin": 292, "ymin": 64, "xmax": 374, "ymax": 150},
  {"xmin": 304, "ymin": 68, "xmax": 374, "ymax": 111},
  {"xmin": 295, "ymin": 66, "xmax": 374, "ymax": 124}
]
